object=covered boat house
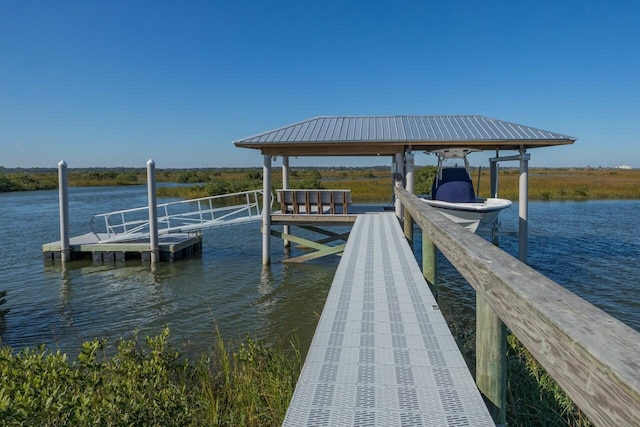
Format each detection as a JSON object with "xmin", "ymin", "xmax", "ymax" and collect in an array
[{"xmin": 234, "ymin": 115, "xmax": 576, "ymax": 264}]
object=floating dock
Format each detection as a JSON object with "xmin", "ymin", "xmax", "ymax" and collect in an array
[
  {"xmin": 42, "ymin": 232, "xmax": 202, "ymax": 262},
  {"xmin": 43, "ymin": 181, "xmax": 263, "ymax": 263}
]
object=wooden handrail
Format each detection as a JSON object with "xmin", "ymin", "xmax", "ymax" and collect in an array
[{"xmin": 396, "ymin": 187, "xmax": 640, "ymax": 426}]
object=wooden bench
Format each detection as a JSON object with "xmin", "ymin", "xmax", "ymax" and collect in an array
[{"xmin": 277, "ymin": 189, "xmax": 351, "ymax": 215}]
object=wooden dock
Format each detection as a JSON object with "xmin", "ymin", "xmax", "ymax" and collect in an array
[
  {"xmin": 283, "ymin": 213, "xmax": 494, "ymax": 426},
  {"xmin": 42, "ymin": 232, "xmax": 202, "ymax": 262},
  {"xmin": 396, "ymin": 187, "xmax": 640, "ymax": 425}
]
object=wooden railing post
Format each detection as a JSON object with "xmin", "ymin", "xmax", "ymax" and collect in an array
[
  {"xmin": 422, "ymin": 232, "xmax": 438, "ymax": 300},
  {"xmin": 476, "ymin": 295, "xmax": 507, "ymax": 425}
]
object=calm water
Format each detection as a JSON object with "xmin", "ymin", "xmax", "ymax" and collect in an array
[{"xmin": 1, "ymin": 186, "xmax": 639, "ymax": 359}]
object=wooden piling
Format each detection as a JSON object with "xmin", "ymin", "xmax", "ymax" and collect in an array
[
  {"xmin": 476, "ymin": 295, "xmax": 507, "ymax": 425},
  {"xmin": 421, "ymin": 232, "xmax": 438, "ymax": 300}
]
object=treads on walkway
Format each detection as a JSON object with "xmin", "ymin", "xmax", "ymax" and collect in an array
[{"xmin": 283, "ymin": 213, "xmax": 493, "ymax": 426}]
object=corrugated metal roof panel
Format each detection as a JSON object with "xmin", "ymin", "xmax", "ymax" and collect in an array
[{"xmin": 233, "ymin": 115, "xmax": 576, "ymax": 152}]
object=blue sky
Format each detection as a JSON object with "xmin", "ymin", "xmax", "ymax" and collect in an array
[{"xmin": 1, "ymin": 1, "xmax": 638, "ymax": 169}]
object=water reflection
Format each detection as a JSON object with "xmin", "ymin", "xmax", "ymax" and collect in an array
[
  {"xmin": 57, "ymin": 264, "xmax": 74, "ymax": 328},
  {"xmin": 259, "ymin": 265, "xmax": 274, "ymax": 296}
]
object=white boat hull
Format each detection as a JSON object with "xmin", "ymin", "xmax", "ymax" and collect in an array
[{"xmin": 419, "ymin": 197, "xmax": 512, "ymax": 233}]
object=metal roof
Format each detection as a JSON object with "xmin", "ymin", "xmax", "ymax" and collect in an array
[{"xmin": 233, "ymin": 115, "xmax": 576, "ymax": 156}]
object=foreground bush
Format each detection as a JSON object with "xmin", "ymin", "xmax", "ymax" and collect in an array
[{"xmin": 0, "ymin": 327, "xmax": 300, "ymax": 426}]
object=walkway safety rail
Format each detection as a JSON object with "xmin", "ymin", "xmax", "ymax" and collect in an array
[
  {"xmin": 90, "ymin": 189, "xmax": 270, "ymax": 243},
  {"xmin": 395, "ymin": 187, "xmax": 640, "ymax": 426}
]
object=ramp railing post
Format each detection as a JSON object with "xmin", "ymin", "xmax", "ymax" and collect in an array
[
  {"xmin": 58, "ymin": 161, "xmax": 71, "ymax": 262},
  {"xmin": 147, "ymin": 159, "xmax": 159, "ymax": 263}
]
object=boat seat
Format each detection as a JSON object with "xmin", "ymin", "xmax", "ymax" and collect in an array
[{"xmin": 432, "ymin": 168, "xmax": 476, "ymax": 203}]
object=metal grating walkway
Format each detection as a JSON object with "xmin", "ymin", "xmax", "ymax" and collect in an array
[{"xmin": 283, "ymin": 213, "xmax": 494, "ymax": 426}]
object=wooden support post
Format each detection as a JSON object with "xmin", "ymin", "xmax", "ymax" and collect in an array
[
  {"xmin": 421, "ymin": 231, "xmax": 438, "ymax": 300},
  {"xmin": 403, "ymin": 152, "xmax": 414, "ymax": 247},
  {"xmin": 282, "ymin": 156, "xmax": 290, "ymax": 248},
  {"xmin": 147, "ymin": 159, "xmax": 159, "ymax": 263},
  {"xmin": 262, "ymin": 154, "xmax": 272, "ymax": 265},
  {"xmin": 57, "ymin": 160, "xmax": 71, "ymax": 262},
  {"xmin": 476, "ymin": 295, "xmax": 507, "ymax": 425},
  {"xmin": 394, "ymin": 153, "xmax": 404, "ymax": 220}
]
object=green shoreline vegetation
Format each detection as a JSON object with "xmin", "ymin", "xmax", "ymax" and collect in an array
[
  {"xmin": 1, "ymin": 166, "xmax": 639, "ymax": 201},
  {"xmin": 0, "ymin": 327, "xmax": 301, "ymax": 426},
  {"xmin": 0, "ymin": 326, "xmax": 593, "ymax": 425},
  {"xmin": 2, "ymin": 165, "xmax": 630, "ymax": 424}
]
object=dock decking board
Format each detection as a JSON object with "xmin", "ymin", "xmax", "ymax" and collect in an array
[{"xmin": 283, "ymin": 213, "xmax": 493, "ymax": 426}]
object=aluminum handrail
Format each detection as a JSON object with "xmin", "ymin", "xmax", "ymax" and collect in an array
[{"xmin": 90, "ymin": 189, "xmax": 271, "ymax": 242}]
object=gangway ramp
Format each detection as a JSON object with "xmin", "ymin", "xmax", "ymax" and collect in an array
[
  {"xmin": 90, "ymin": 189, "xmax": 268, "ymax": 243},
  {"xmin": 283, "ymin": 213, "xmax": 493, "ymax": 426}
]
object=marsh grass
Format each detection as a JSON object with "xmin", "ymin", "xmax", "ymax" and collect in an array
[
  {"xmin": 3, "ymin": 167, "xmax": 638, "ymax": 202},
  {"xmin": 505, "ymin": 334, "xmax": 593, "ymax": 426},
  {"xmin": 475, "ymin": 168, "xmax": 640, "ymax": 201},
  {"xmin": 200, "ymin": 329, "xmax": 301, "ymax": 426},
  {"xmin": 156, "ymin": 167, "xmax": 639, "ymax": 202}
]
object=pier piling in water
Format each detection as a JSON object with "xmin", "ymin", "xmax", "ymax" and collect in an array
[
  {"xmin": 58, "ymin": 161, "xmax": 71, "ymax": 262},
  {"xmin": 147, "ymin": 159, "xmax": 159, "ymax": 263}
]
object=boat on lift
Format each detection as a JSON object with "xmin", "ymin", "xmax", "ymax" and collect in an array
[{"xmin": 420, "ymin": 148, "xmax": 512, "ymax": 233}]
